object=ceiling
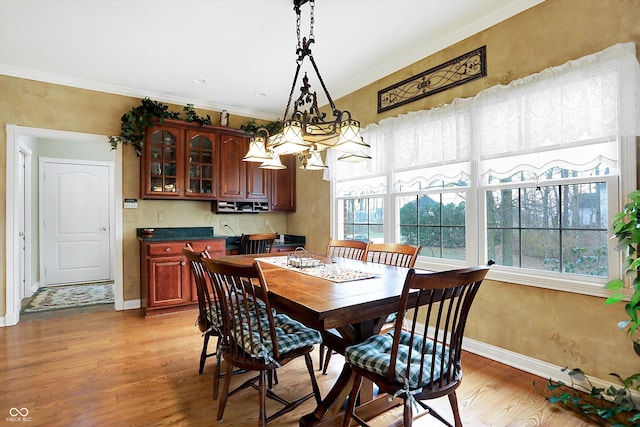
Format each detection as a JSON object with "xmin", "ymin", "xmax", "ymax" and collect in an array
[{"xmin": 0, "ymin": 0, "xmax": 543, "ymax": 121}]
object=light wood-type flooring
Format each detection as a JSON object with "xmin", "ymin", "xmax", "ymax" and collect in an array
[{"xmin": 1, "ymin": 309, "xmax": 599, "ymax": 426}]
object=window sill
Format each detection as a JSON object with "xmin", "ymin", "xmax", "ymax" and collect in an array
[{"xmin": 414, "ymin": 258, "xmax": 620, "ymax": 299}]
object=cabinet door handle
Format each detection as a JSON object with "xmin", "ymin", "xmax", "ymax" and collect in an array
[
  {"xmin": 181, "ymin": 261, "xmax": 186, "ymax": 266},
  {"xmin": 165, "ymin": 247, "xmax": 171, "ymax": 252},
  {"xmin": 206, "ymin": 245, "xmax": 211, "ymax": 250}
]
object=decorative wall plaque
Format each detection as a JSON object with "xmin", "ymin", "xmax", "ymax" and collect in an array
[{"xmin": 377, "ymin": 46, "xmax": 486, "ymax": 113}]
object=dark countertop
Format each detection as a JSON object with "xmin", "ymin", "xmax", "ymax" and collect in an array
[{"xmin": 137, "ymin": 227, "xmax": 305, "ymax": 249}]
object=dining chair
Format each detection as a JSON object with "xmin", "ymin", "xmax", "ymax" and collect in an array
[
  {"xmin": 239, "ymin": 233, "xmax": 277, "ymax": 255},
  {"xmin": 322, "ymin": 242, "xmax": 422, "ymax": 374},
  {"xmin": 326, "ymin": 238, "xmax": 368, "ymax": 261},
  {"xmin": 363, "ymin": 242, "xmax": 421, "ymax": 267},
  {"xmin": 318, "ymin": 238, "xmax": 368, "ymax": 374},
  {"xmin": 342, "ymin": 261, "xmax": 494, "ymax": 427},
  {"xmin": 183, "ymin": 248, "xmax": 225, "ymax": 399},
  {"xmin": 202, "ymin": 258, "xmax": 323, "ymax": 426}
]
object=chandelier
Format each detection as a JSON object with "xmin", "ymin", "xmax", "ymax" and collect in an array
[{"xmin": 242, "ymin": 0, "xmax": 370, "ymax": 171}]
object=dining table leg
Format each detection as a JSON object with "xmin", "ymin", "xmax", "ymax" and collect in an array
[
  {"xmin": 299, "ymin": 361, "xmax": 401, "ymax": 427},
  {"xmin": 300, "ymin": 363, "xmax": 354, "ymax": 426},
  {"xmin": 300, "ymin": 318, "xmax": 399, "ymax": 426}
]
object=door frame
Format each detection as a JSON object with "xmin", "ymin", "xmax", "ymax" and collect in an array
[
  {"xmin": 18, "ymin": 143, "xmax": 33, "ymax": 299},
  {"xmin": 4, "ymin": 124, "xmax": 124, "ymax": 326},
  {"xmin": 39, "ymin": 157, "xmax": 114, "ymax": 286}
]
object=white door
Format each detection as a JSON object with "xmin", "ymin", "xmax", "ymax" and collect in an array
[{"xmin": 42, "ymin": 160, "xmax": 111, "ymax": 285}]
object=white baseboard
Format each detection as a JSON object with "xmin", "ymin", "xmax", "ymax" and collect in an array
[
  {"xmin": 462, "ymin": 335, "xmax": 624, "ymax": 394},
  {"xmin": 119, "ymin": 299, "xmax": 141, "ymax": 311},
  {"xmin": 415, "ymin": 323, "xmax": 622, "ymax": 393}
]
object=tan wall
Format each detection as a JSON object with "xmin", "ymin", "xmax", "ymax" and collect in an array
[
  {"xmin": 0, "ymin": 77, "xmax": 289, "ymax": 308},
  {"xmin": 1, "ymin": 0, "xmax": 638, "ymax": 380},
  {"xmin": 293, "ymin": 0, "xmax": 640, "ymax": 380}
]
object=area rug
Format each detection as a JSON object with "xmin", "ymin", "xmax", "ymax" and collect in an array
[{"xmin": 21, "ymin": 282, "xmax": 114, "ymax": 313}]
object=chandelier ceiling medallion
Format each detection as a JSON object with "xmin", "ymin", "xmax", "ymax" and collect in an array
[{"xmin": 242, "ymin": 0, "xmax": 370, "ymax": 171}]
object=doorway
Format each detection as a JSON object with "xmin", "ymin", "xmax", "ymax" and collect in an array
[
  {"xmin": 5, "ymin": 125, "xmax": 124, "ymax": 326},
  {"xmin": 40, "ymin": 159, "xmax": 112, "ymax": 285}
]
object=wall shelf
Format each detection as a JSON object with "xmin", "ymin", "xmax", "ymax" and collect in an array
[{"xmin": 214, "ymin": 200, "xmax": 269, "ymax": 213}]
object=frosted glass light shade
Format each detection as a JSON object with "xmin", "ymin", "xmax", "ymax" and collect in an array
[
  {"xmin": 300, "ymin": 150, "xmax": 327, "ymax": 170},
  {"xmin": 242, "ymin": 136, "xmax": 271, "ymax": 162},
  {"xmin": 259, "ymin": 151, "xmax": 287, "ymax": 170},
  {"xmin": 332, "ymin": 119, "xmax": 369, "ymax": 153},
  {"xmin": 272, "ymin": 120, "xmax": 309, "ymax": 154}
]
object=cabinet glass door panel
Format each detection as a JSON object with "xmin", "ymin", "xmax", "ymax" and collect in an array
[
  {"xmin": 186, "ymin": 132, "xmax": 217, "ymax": 198},
  {"xmin": 148, "ymin": 128, "xmax": 179, "ymax": 194}
]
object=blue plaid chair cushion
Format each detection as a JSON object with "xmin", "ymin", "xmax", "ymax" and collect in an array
[
  {"xmin": 345, "ymin": 330, "xmax": 448, "ymax": 389},
  {"xmin": 205, "ymin": 296, "xmax": 274, "ymax": 335},
  {"xmin": 204, "ymin": 306, "xmax": 222, "ymax": 332},
  {"xmin": 235, "ymin": 313, "xmax": 322, "ymax": 363}
]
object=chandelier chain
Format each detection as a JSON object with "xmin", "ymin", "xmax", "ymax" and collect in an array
[
  {"xmin": 296, "ymin": 3, "xmax": 301, "ymax": 50},
  {"xmin": 309, "ymin": 0, "xmax": 315, "ymax": 41},
  {"xmin": 245, "ymin": 0, "xmax": 370, "ymax": 170}
]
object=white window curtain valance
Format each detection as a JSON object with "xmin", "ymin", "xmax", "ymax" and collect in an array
[{"xmin": 331, "ymin": 42, "xmax": 640, "ymax": 183}]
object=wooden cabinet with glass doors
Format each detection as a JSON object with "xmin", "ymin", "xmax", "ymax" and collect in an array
[
  {"xmin": 184, "ymin": 129, "xmax": 218, "ymax": 199},
  {"xmin": 141, "ymin": 120, "xmax": 226, "ymax": 200},
  {"xmin": 142, "ymin": 124, "xmax": 183, "ymax": 199}
]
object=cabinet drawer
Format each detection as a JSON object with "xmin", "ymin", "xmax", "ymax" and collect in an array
[
  {"xmin": 191, "ymin": 239, "xmax": 225, "ymax": 254},
  {"xmin": 147, "ymin": 242, "xmax": 187, "ymax": 256}
]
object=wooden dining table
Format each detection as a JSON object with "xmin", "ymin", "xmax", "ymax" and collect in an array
[{"xmin": 214, "ymin": 252, "xmax": 424, "ymax": 426}]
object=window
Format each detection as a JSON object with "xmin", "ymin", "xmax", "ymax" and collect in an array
[
  {"xmin": 398, "ymin": 192, "xmax": 466, "ymax": 260},
  {"xmin": 340, "ymin": 197, "xmax": 384, "ymax": 243},
  {"xmin": 331, "ymin": 43, "xmax": 639, "ymax": 296},
  {"xmin": 486, "ymin": 179, "xmax": 609, "ymax": 276}
]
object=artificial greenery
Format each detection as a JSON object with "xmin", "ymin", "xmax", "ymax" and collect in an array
[
  {"xmin": 538, "ymin": 190, "xmax": 640, "ymax": 426},
  {"xmin": 240, "ymin": 118, "xmax": 283, "ymax": 136},
  {"xmin": 605, "ymin": 189, "xmax": 640, "ymax": 356},
  {"xmin": 540, "ymin": 368, "xmax": 640, "ymax": 426},
  {"xmin": 109, "ymin": 98, "xmax": 213, "ymax": 157},
  {"xmin": 183, "ymin": 103, "xmax": 212, "ymax": 126}
]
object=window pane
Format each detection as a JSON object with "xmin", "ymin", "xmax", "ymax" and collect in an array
[
  {"xmin": 486, "ymin": 189, "xmax": 520, "ymax": 227},
  {"xmin": 561, "ymin": 230, "xmax": 608, "ymax": 277},
  {"xmin": 522, "ymin": 187, "xmax": 559, "ymax": 228},
  {"xmin": 442, "ymin": 193, "xmax": 465, "ymax": 226},
  {"xmin": 398, "ymin": 192, "xmax": 466, "ymax": 261},
  {"xmin": 561, "ymin": 183, "xmax": 608, "ymax": 229},
  {"xmin": 400, "ymin": 225, "xmax": 417, "ymax": 246},
  {"xmin": 442, "ymin": 226, "xmax": 465, "ymax": 260},
  {"xmin": 344, "ymin": 199, "xmax": 355, "ymax": 223},
  {"xmin": 339, "ymin": 197, "xmax": 384, "ymax": 243},
  {"xmin": 487, "ymin": 228, "xmax": 520, "ymax": 267},
  {"xmin": 522, "ymin": 229, "xmax": 559, "ymax": 271},
  {"xmin": 418, "ymin": 226, "xmax": 441, "ymax": 258},
  {"xmin": 420, "ymin": 195, "xmax": 440, "ymax": 226}
]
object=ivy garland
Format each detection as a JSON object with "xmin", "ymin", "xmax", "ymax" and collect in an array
[
  {"xmin": 240, "ymin": 118, "xmax": 283, "ymax": 136},
  {"xmin": 108, "ymin": 98, "xmax": 212, "ymax": 157}
]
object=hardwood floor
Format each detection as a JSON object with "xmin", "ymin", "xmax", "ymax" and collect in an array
[{"xmin": 0, "ymin": 309, "xmax": 598, "ymax": 426}]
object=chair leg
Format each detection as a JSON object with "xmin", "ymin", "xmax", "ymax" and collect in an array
[
  {"xmin": 213, "ymin": 339, "xmax": 222, "ymax": 400},
  {"xmin": 343, "ymin": 373, "xmax": 362, "ymax": 427},
  {"xmin": 258, "ymin": 370, "xmax": 267, "ymax": 427},
  {"xmin": 322, "ymin": 348, "xmax": 333, "ymax": 375},
  {"xmin": 267, "ymin": 369, "xmax": 274, "ymax": 389},
  {"xmin": 304, "ymin": 353, "xmax": 323, "ymax": 405},
  {"xmin": 217, "ymin": 360, "xmax": 234, "ymax": 421},
  {"xmin": 199, "ymin": 333, "xmax": 210, "ymax": 374},
  {"xmin": 403, "ymin": 396, "xmax": 414, "ymax": 427},
  {"xmin": 318, "ymin": 344, "xmax": 325, "ymax": 370},
  {"xmin": 448, "ymin": 391, "xmax": 462, "ymax": 427}
]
